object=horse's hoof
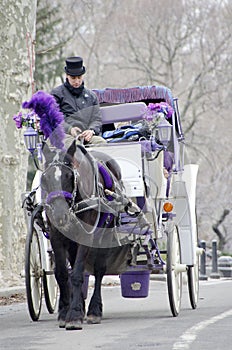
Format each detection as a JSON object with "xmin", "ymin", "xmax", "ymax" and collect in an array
[
  {"xmin": 58, "ymin": 319, "xmax": 66, "ymax": 328},
  {"xmin": 86, "ymin": 315, "xmax": 102, "ymax": 324},
  {"xmin": 65, "ymin": 321, "xmax": 83, "ymax": 330}
]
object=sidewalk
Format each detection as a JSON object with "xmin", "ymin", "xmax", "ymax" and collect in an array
[
  {"xmin": 0, "ymin": 274, "xmax": 167, "ymax": 299},
  {"xmin": 0, "ymin": 285, "xmax": 26, "ymax": 298}
]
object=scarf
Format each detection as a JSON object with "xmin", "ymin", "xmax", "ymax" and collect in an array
[{"xmin": 64, "ymin": 79, "xmax": 85, "ymax": 97}]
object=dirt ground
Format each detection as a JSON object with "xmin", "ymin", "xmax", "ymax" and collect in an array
[{"xmin": 0, "ymin": 293, "xmax": 26, "ymax": 306}]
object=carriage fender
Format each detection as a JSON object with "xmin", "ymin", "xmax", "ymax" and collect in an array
[{"xmin": 171, "ymin": 164, "xmax": 198, "ymax": 265}]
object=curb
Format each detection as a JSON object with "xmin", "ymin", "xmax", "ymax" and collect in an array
[{"xmin": 0, "ymin": 274, "xmax": 168, "ymax": 298}]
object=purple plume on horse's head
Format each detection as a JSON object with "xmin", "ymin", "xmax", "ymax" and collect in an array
[{"xmin": 22, "ymin": 91, "xmax": 65, "ymax": 150}]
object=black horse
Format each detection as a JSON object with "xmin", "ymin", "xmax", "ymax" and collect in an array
[{"xmin": 40, "ymin": 141, "xmax": 132, "ymax": 330}]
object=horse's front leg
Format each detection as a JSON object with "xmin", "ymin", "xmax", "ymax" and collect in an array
[
  {"xmin": 87, "ymin": 249, "xmax": 107, "ymax": 324},
  {"xmin": 50, "ymin": 232, "xmax": 71, "ymax": 328},
  {"xmin": 65, "ymin": 246, "xmax": 88, "ymax": 330}
]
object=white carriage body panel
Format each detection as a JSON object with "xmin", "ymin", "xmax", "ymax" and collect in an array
[
  {"xmin": 145, "ymin": 152, "xmax": 167, "ymax": 199},
  {"xmin": 90, "ymin": 143, "xmax": 144, "ymax": 197}
]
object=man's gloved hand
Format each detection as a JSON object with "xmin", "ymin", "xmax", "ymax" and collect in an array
[
  {"xmin": 70, "ymin": 126, "xmax": 82, "ymax": 137},
  {"xmin": 79, "ymin": 129, "xmax": 95, "ymax": 143}
]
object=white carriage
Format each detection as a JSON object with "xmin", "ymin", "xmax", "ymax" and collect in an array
[{"xmin": 22, "ymin": 85, "xmax": 200, "ymax": 319}]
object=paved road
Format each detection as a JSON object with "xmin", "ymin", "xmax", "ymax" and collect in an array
[{"xmin": 0, "ymin": 278, "xmax": 231, "ymax": 350}]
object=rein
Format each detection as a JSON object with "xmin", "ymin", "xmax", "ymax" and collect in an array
[{"xmin": 73, "ymin": 146, "xmax": 102, "ymax": 234}]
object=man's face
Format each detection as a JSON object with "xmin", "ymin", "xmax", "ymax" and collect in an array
[{"xmin": 67, "ymin": 74, "xmax": 83, "ymax": 88}]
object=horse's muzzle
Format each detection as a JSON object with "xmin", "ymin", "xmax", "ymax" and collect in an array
[{"xmin": 45, "ymin": 202, "xmax": 71, "ymax": 229}]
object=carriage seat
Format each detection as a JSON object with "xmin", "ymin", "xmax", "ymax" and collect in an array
[{"xmin": 100, "ymin": 102, "xmax": 150, "ymax": 142}]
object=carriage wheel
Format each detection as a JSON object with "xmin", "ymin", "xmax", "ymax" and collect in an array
[
  {"xmin": 187, "ymin": 211, "xmax": 199, "ymax": 309},
  {"xmin": 43, "ymin": 248, "xmax": 58, "ymax": 314},
  {"xmin": 25, "ymin": 219, "xmax": 43, "ymax": 321},
  {"xmin": 187, "ymin": 247, "xmax": 199, "ymax": 309},
  {"xmin": 166, "ymin": 224, "xmax": 182, "ymax": 317}
]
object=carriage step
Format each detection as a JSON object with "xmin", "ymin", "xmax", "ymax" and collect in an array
[
  {"xmin": 120, "ymin": 216, "xmax": 138, "ymax": 224},
  {"xmin": 118, "ymin": 223, "xmax": 153, "ymax": 236}
]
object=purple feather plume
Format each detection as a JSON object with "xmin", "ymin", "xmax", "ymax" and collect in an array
[{"xmin": 22, "ymin": 91, "xmax": 65, "ymax": 150}]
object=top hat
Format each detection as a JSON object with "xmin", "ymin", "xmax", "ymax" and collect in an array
[{"xmin": 64, "ymin": 57, "xmax": 86, "ymax": 76}]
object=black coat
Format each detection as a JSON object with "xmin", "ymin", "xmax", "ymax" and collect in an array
[{"xmin": 51, "ymin": 84, "xmax": 102, "ymax": 135}]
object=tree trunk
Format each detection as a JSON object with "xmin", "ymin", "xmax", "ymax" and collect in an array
[
  {"xmin": 0, "ymin": 0, "xmax": 37, "ymax": 287},
  {"xmin": 212, "ymin": 209, "xmax": 230, "ymax": 252}
]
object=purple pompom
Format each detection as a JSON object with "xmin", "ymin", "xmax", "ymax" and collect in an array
[{"xmin": 22, "ymin": 91, "xmax": 65, "ymax": 150}]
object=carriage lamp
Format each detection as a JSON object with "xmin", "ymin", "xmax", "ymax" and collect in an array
[
  {"xmin": 156, "ymin": 118, "xmax": 172, "ymax": 149},
  {"xmin": 23, "ymin": 126, "xmax": 38, "ymax": 154}
]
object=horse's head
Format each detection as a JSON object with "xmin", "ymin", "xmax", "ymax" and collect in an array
[
  {"xmin": 41, "ymin": 141, "xmax": 76, "ymax": 228},
  {"xmin": 41, "ymin": 141, "xmax": 95, "ymax": 231}
]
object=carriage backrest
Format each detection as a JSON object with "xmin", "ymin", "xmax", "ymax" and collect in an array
[{"xmin": 100, "ymin": 102, "xmax": 146, "ymax": 124}]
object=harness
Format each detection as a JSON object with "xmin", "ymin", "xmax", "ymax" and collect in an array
[{"xmin": 43, "ymin": 145, "xmax": 124, "ymax": 235}]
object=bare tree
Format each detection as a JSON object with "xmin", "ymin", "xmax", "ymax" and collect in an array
[
  {"xmin": 0, "ymin": 0, "xmax": 37, "ymax": 286},
  {"xmin": 212, "ymin": 209, "xmax": 230, "ymax": 251}
]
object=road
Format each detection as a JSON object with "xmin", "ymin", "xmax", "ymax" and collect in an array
[{"xmin": 0, "ymin": 278, "xmax": 231, "ymax": 350}]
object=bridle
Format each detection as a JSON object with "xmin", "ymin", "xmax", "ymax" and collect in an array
[{"xmin": 42, "ymin": 159, "xmax": 77, "ymax": 204}]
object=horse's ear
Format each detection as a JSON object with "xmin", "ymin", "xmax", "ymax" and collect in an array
[{"xmin": 66, "ymin": 140, "xmax": 76, "ymax": 158}]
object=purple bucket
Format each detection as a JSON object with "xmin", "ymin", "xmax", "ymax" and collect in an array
[
  {"xmin": 82, "ymin": 273, "xmax": 89, "ymax": 299},
  {"xmin": 120, "ymin": 268, "xmax": 150, "ymax": 298}
]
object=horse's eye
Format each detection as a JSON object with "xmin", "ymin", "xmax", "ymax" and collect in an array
[{"xmin": 62, "ymin": 171, "xmax": 73, "ymax": 181}]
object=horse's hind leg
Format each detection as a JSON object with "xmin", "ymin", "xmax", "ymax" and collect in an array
[{"xmin": 87, "ymin": 250, "xmax": 107, "ymax": 324}]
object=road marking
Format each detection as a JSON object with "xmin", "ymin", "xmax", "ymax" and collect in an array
[
  {"xmin": 200, "ymin": 279, "xmax": 232, "ymax": 285},
  {"xmin": 172, "ymin": 309, "xmax": 232, "ymax": 349}
]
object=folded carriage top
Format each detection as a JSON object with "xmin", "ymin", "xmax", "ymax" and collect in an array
[{"xmin": 93, "ymin": 85, "xmax": 174, "ymax": 107}]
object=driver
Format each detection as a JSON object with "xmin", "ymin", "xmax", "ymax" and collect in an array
[{"xmin": 51, "ymin": 56, "xmax": 106, "ymax": 146}]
